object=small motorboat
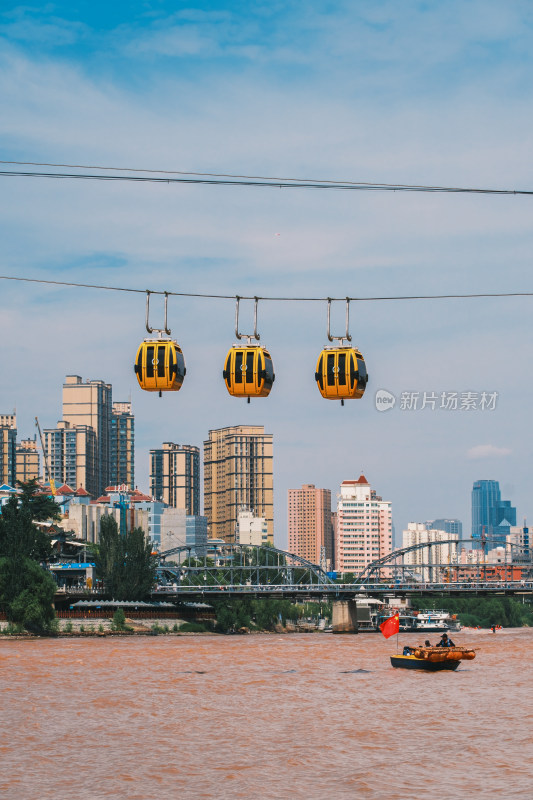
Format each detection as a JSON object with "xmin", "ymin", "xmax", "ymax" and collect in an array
[{"xmin": 390, "ymin": 646, "xmax": 476, "ymax": 671}]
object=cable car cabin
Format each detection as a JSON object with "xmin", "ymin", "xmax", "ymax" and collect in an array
[
  {"xmin": 223, "ymin": 345, "xmax": 275, "ymax": 399},
  {"xmin": 134, "ymin": 339, "xmax": 186, "ymax": 394},
  {"xmin": 315, "ymin": 346, "xmax": 368, "ymax": 401}
]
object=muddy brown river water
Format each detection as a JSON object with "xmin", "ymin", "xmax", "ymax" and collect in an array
[{"xmin": 1, "ymin": 628, "xmax": 532, "ymax": 799}]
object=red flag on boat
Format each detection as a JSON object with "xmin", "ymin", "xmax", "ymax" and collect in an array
[{"xmin": 379, "ymin": 612, "xmax": 400, "ymax": 639}]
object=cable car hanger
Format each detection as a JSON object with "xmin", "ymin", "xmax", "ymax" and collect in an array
[
  {"xmin": 145, "ymin": 290, "xmax": 171, "ymax": 336},
  {"xmin": 223, "ymin": 296, "xmax": 275, "ymax": 402},
  {"xmin": 135, "ymin": 291, "xmax": 186, "ymax": 396},
  {"xmin": 235, "ymin": 295, "xmax": 260, "ymax": 344},
  {"xmin": 327, "ymin": 297, "xmax": 352, "ymax": 345},
  {"xmin": 315, "ymin": 298, "xmax": 367, "ymax": 405}
]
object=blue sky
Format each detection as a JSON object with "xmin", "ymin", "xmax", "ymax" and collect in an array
[{"xmin": 1, "ymin": 1, "xmax": 532, "ymax": 546}]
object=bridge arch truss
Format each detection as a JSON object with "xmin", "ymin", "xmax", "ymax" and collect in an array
[
  {"xmin": 355, "ymin": 537, "xmax": 530, "ymax": 584},
  {"xmin": 156, "ymin": 543, "xmax": 333, "ymax": 588}
]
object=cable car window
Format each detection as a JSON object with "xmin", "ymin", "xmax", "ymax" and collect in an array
[
  {"xmin": 235, "ymin": 351, "xmax": 243, "ymax": 383},
  {"xmin": 357, "ymin": 357, "xmax": 367, "ymax": 389},
  {"xmin": 349, "ymin": 353, "xmax": 357, "ymax": 387},
  {"xmin": 146, "ymin": 346, "xmax": 155, "ymax": 378},
  {"xmin": 246, "ymin": 351, "xmax": 254, "ymax": 383},
  {"xmin": 263, "ymin": 353, "xmax": 274, "ymax": 389},
  {"xmin": 338, "ymin": 353, "xmax": 346, "ymax": 385},
  {"xmin": 157, "ymin": 345, "xmax": 166, "ymax": 378},
  {"xmin": 135, "ymin": 349, "xmax": 143, "ymax": 375},
  {"xmin": 316, "ymin": 355, "xmax": 324, "ymax": 390},
  {"xmin": 169, "ymin": 345, "xmax": 175, "ymax": 376},
  {"xmin": 327, "ymin": 354, "xmax": 336, "ymax": 386}
]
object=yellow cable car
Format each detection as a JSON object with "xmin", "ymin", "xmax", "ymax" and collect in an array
[
  {"xmin": 223, "ymin": 344, "xmax": 275, "ymax": 399},
  {"xmin": 315, "ymin": 297, "xmax": 368, "ymax": 403},
  {"xmin": 223, "ymin": 296, "xmax": 275, "ymax": 401},
  {"xmin": 315, "ymin": 346, "xmax": 367, "ymax": 401},
  {"xmin": 134, "ymin": 290, "xmax": 186, "ymax": 396},
  {"xmin": 134, "ymin": 338, "xmax": 186, "ymax": 394}
]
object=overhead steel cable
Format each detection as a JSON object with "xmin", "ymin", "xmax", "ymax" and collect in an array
[
  {"xmin": 1, "ymin": 275, "xmax": 532, "ymax": 302},
  {"xmin": 0, "ymin": 166, "xmax": 531, "ymax": 195}
]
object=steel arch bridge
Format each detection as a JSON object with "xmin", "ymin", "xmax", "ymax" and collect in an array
[
  {"xmin": 354, "ymin": 537, "xmax": 530, "ymax": 584},
  {"xmin": 156, "ymin": 543, "xmax": 333, "ymax": 589}
]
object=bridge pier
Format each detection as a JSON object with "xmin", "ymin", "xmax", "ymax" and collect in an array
[{"xmin": 332, "ymin": 600, "xmax": 358, "ymax": 633}]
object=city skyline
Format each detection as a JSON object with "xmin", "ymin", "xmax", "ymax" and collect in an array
[{"xmin": 1, "ymin": 390, "xmax": 529, "ymax": 551}]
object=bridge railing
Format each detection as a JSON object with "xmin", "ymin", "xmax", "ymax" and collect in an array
[{"xmin": 151, "ymin": 579, "xmax": 533, "ymax": 594}]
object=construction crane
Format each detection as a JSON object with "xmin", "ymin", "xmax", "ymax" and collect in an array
[{"xmin": 35, "ymin": 416, "xmax": 56, "ymax": 496}]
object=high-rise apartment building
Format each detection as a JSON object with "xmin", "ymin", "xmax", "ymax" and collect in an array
[
  {"xmin": 15, "ymin": 438, "xmax": 40, "ymax": 484},
  {"xmin": 150, "ymin": 442, "xmax": 200, "ymax": 515},
  {"xmin": 203, "ymin": 425, "xmax": 273, "ymax": 543},
  {"xmin": 402, "ymin": 522, "xmax": 458, "ymax": 582},
  {"xmin": 288, "ymin": 484, "xmax": 333, "ymax": 567},
  {"xmin": 110, "ymin": 402, "xmax": 135, "ymax": 489},
  {"xmin": 62, "ymin": 376, "xmax": 112, "ymax": 497},
  {"xmin": 0, "ymin": 413, "xmax": 17, "ymax": 486},
  {"xmin": 335, "ymin": 475, "xmax": 392, "ymax": 574},
  {"xmin": 44, "ymin": 421, "xmax": 97, "ymax": 497},
  {"xmin": 472, "ymin": 480, "xmax": 516, "ymax": 548}
]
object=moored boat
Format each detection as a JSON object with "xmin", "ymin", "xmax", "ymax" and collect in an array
[{"xmin": 413, "ymin": 610, "xmax": 462, "ymax": 633}]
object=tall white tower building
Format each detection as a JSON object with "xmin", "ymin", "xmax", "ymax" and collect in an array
[{"xmin": 335, "ymin": 475, "xmax": 392, "ymax": 574}]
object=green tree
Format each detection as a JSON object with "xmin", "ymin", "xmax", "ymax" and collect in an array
[
  {"xmin": 213, "ymin": 597, "xmax": 252, "ymax": 632},
  {"xmin": 0, "ymin": 495, "xmax": 52, "ymax": 563},
  {"xmin": 91, "ymin": 517, "xmax": 156, "ymax": 600},
  {"xmin": 3, "ymin": 559, "xmax": 57, "ymax": 633},
  {"xmin": 16, "ymin": 479, "xmax": 62, "ymax": 522},
  {"xmin": 410, "ymin": 595, "xmax": 533, "ymax": 628},
  {"xmin": 112, "ymin": 607, "xmax": 127, "ymax": 631},
  {"xmin": 0, "ymin": 495, "xmax": 56, "ymax": 634}
]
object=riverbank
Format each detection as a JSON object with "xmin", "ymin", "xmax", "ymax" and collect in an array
[
  {"xmin": 0, "ymin": 617, "xmax": 204, "ymax": 637},
  {"xmin": 0, "ymin": 617, "xmax": 330, "ymax": 638}
]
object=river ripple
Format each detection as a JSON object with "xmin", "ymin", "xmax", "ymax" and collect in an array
[{"xmin": 1, "ymin": 628, "xmax": 532, "ymax": 799}]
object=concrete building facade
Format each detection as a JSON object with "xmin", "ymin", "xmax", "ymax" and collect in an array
[
  {"xmin": 237, "ymin": 508, "xmax": 268, "ymax": 546},
  {"xmin": 402, "ymin": 522, "xmax": 459, "ymax": 582},
  {"xmin": 203, "ymin": 425, "xmax": 273, "ymax": 543},
  {"xmin": 62, "ymin": 375, "xmax": 112, "ymax": 497},
  {"xmin": 335, "ymin": 475, "xmax": 392, "ymax": 575},
  {"xmin": 15, "ymin": 438, "xmax": 40, "ymax": 485},
  {"xmin": 59, "ymin": 501, "xmax": 148, "ymax": 544},
  {"xmin": 110, "ymin": 402, "xmax": 135, "ymax": 490},
  {"xmin": 288, "ymin": 484, "xmax": 333, "ymax": 567},
  {"xmin": 150, "ymin": 442, "xmax": 200, "ymax": 514},
  {"xmin": 0, "ymin": 413, "xmax": 17, "ymax": 486},
  {"xmin": 160, "ymin": 507, "xmax": 187, "ymax": 552},
  {"xmin": 44, "ymin": 421, "xmax": 97, "ymax": 498}
]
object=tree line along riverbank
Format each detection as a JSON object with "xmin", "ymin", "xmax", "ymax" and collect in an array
[{"xmin": 410, "ymin": 596, "xmax": 533, "ymax": 629}]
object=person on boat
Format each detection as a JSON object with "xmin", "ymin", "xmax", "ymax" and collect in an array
[
  {"xmin": 424, "ymin": 639, "xmax": 431, "ymax": 647},
  {"xmin": 403, "ymin": 646, "xmax": 413, "ymax": 655},
  {"xmin": 436, "ymin": 632, "xmax": 455, "ymax": 647}
]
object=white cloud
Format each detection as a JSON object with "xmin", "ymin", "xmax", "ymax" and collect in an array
[{"xmin": 467, "ymin": 444, "xmax": 512, "ymax": 459}]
